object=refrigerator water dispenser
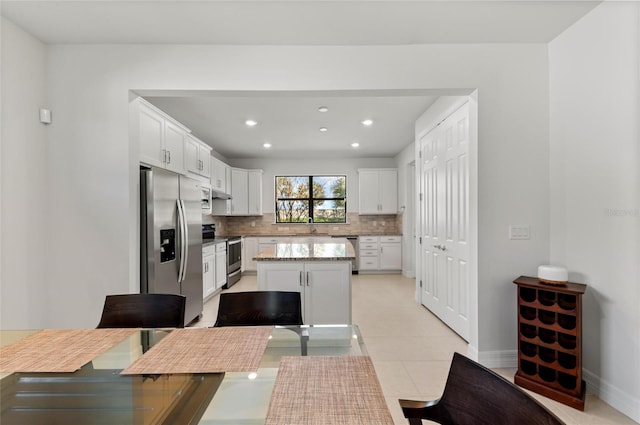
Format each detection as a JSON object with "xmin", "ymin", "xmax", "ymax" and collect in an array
[{"xmin": 160, "ymin": 229, "xmax": 176, "ymax": 262}]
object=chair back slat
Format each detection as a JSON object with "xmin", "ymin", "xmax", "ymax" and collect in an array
[
  {"xmin": 97, "ymin": 293, "xmax": 186, "ymax": 328},
  {"xmin": 400, "ymin": 352, "xmax": 566, "ymax": 425},
  {"xmin": 214, "ymin": 291, "xmax": 302, "ymax": 327}
]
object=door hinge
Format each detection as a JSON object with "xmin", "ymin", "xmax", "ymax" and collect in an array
[
  {"xmin": 419, "ymin": 280, "xmax": 423, "ymax": 288},
  {"xmin": 419, "ymin": 237, "xmax": 422, "ymax": 244},
  {"xmin": 419, "ymin": 193, "xmax": 423, "ymax": 202},
  {"xmin": 419, "ymin": 150, "xmax": 422, "ymax": 159}
]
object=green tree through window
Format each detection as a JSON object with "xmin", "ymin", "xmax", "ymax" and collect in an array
[{"xmin": 276, "ymin": 176, "xmax": 346, "ymax": 223}]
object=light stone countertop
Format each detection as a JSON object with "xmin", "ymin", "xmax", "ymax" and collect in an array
[{"xmin": 254, "ymin": 238, "xmax": 356, "ymax": 261}]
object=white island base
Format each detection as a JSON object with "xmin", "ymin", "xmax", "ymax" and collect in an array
[{"xmin": 255, "ymin": 239, "xmax": 354, "ymax": 325}]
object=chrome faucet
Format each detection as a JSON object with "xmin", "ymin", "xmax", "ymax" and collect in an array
[{"xmin": 307, "ymin": 217, "xmax": 317, "ymax": 233}]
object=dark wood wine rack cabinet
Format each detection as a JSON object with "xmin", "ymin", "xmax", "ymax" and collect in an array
[{"xmin": 514, "ymin": 275, "xmax": 587, "ymax": 410}]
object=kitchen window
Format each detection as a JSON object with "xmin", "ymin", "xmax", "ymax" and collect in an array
[{"xmin": 275, "ymin": 175, "xmax": 346, "ymax": 223}]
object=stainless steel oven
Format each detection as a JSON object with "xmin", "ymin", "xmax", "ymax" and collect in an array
[{"xmin": 225, "ymin": 236, "xmax": 242, "ymax": 288}]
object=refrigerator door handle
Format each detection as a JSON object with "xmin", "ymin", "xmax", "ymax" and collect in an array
[
  {"xmin": 181, "ymin": 200, "xmax": 189, "ymax": 282},
  {"xmin": 177, "ymin": 199, "xmax": 187, "ymax": 283}
]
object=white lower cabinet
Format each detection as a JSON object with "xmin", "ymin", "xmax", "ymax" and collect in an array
[
  {"xmin": 359, "ymin": 236, "xmax": 402, "ymax": 272},
  {"xmin": 379, "ymin": 236, "xmax": 402, "ymax": 270},
  {"xmin": 214, "ymin": 242, "xmax": 227, "ymax": 290},
  {"xmin": 203, "ymin": 244, "xmax": 216, "ymax": 300},
  {"xmin": 257, "ymin": 261, "xmax": 351, "ymax": 325},
  {"xmin": 242, "ymin": 237, "xmax": 259, "ymax": 272}
]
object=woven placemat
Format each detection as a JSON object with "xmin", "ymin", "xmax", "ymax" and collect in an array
[
  {"xmin": 265, "ymin": 356, "xmax": 394, "ymax": 425},
  {"xmin": 121, "ymin": 326, "xmax": 273, "ymax": 375},
  {"xmin": 0, "ymin": 328, "xmax": 137, "ymax": 373}
]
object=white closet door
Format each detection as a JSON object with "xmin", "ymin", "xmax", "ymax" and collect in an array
[{"xmin": 420, "ymin": 102, "xmax": 470, "ymax": 341}]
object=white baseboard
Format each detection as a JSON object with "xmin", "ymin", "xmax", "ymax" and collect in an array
[
  {"xmin": 402, "ymin": 269, "xmax": 415, "ymax": 278},
  {"xmin": 475, "ymin": 349, "xmax": 518, "ymax": 369},
  {"xmin": 583, "ymin": 368, "xmax": 640, "ymax": 423}
]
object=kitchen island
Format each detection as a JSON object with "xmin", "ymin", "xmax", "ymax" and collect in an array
[{"xmin": 254, "ymin": 238, "xmax": 356, "ymax": 324}]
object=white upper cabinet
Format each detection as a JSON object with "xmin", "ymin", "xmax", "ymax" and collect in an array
[
  {"xmin": 358, "ymin": 168, "xmax": 398, "ymax": 214},
  {"xmin": 185, "ymin": 133, "xmax": 211, "ymax": 180},
  {"xmin": 212, "ymin": 167, "xmax": 263, "ymax": 216},
  {"xmin": 137, "ymin": 98, "xmax": 187, "ymax": 175},
  {"xmin": 230, "ymin": 167, "xmax": 249, "ymax": 215},
  {"xmin": 210, "ymin": 156, "xmax": 230, "ymax": 195},
  {"xmin": 248, "ymin": 169, "xmax": 263, "ymax": 216}
]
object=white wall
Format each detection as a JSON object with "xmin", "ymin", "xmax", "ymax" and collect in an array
[
  {"xmin": 395, "ymin": 141, "xmax": 416, "ymax": 278},
  {"xmin": 231, "ymin": 157, "xmax": 395, "ymax": 213},
  {"xmin": 0, "ymin": 18, "xmax": 48, "ymax": 328},
  {"xmin": 549, "ymin": 2, "xmax": 640, "ymax": 420},
  {"xmin": 2, "ymin": 40, "xmax": 550, "ymax": 360}
]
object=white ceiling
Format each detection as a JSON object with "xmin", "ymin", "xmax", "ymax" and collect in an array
[
  {"xmin": 1, "ymin": 1, "xmax": 599, "ymax": 45},
  {"xmin": 1, "ymin": 1, "xmax": 599, "ymax": 159},
  {"xmin": 145, "ymin": 91, "xmax": 440, "ymax": 159}
]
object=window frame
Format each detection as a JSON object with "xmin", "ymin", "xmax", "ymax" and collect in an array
[{"xmin": 275, "ymin": 175, "xmax": 347, "ymax": 224}]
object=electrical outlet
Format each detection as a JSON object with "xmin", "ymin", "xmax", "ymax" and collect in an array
[{"xmin": 509, "ymin": 225, "xmax": 530, "ymax": 240}]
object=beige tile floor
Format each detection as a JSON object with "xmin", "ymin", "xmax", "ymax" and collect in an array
[{"xmin": 196, "ymin": 273, "xmax": 638, "ymax": 425}]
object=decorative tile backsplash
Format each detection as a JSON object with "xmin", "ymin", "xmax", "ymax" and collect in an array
[{"xmin": 205, "ymin": 213, "xmax": 401, "ymax": 237}]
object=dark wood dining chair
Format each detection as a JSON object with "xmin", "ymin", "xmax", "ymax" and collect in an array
[
  {"xmin": 213, "ymin": 291, "xmax": 307, "ymax": 354},
  {"xmin": 97, "ymin": 293, "xmax": 186, "ymax": 328},
  {"xmin": 399, "ymin": 352, "xmax": 566, "ymax": 425}
]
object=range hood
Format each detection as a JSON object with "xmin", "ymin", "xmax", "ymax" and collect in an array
[{"xmin": 211, "ymin": 190, "xmax": 232, "ymax": 200}]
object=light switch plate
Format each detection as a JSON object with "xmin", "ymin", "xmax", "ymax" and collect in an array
[{"xmin": 509, "ymin": 225, "xmax": 530, "ymax": 240}]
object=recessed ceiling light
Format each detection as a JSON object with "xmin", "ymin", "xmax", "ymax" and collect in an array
[
  {"xmin": 318, "ymin": 106, "xmax": 329, "ymax": 112},
  {"xmin": 361, "ymin": 119, "xmax": 373, "ymax": 126},
  {"xmin": 263, "ymin": 143, "xmax": 272, "ymax": 148},
  {"xmin": 245, "ymin": 119, "xmax": 258, "ymax": 127},
  {"xmin": 351, "ymin": 142, "xmax": 360, "ymax": 148},
  {"xmin": 319, "ymin": 127, "xmax": 328, "ymax": 132}
]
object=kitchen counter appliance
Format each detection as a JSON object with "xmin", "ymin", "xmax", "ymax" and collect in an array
[
  {"xmin": 225, "ymin": 236, "xmax": 242, "ymax": 288},
  {"xmin": 202, "ymin": 223, "xmax": 216, "ymax": 241},
  {"xmin": 140, "ymin": 166, "xmax": 203, "ymax": 326}
]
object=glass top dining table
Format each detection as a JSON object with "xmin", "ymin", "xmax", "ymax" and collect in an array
[{"xmin": 0, "ymin": 325, "xmax": 366, "ymax": 425}]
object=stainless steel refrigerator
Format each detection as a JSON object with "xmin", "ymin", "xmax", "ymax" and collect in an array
[{"xmin": 140, "ymin": 166, "xmax": 203, "ymax": 326}]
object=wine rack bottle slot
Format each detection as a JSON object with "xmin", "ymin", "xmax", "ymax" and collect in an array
[
  {"xmin": 520, "ymin": 306, "xmax": 536, "ymax": 320},
  {"xmin": 558, "ymin": 293, "xmax": 577, "ymax": 310},
  {"xmin": 538, "ymin": 310, "xmax": 556, "ymax": 325},
  {"xmin": 538, "ymin": 328, "xmax": 556, "ymax": 344},
  {"xmin": 538, "ymin": 365, "xmax": 556, "ymax": 382},
  {"xmin": 521, "ymin": 341, "xmax": 537, "ymax": 358},
  {"xmin": 558, "ymin": 313, "xmax": 576, "ymax": 330},
  {"xmin": 520, "ymin": 359, "xmax": 537, "ymax": 376},
  {"xmin": 538, "ymin": 347, "xmax": 556, "ymax": 363},
  {"xmin": 558, "ymin": 332, "xmax": 577, "ymax": 350},
  {"xmin": 520, "ymin": 324, "xmax": 536, "ymax": 339},
  {"xmin": 538, "ymin": 290, "xmax": 556, "ymax": 306},
  {"xmin": 514, "ymin": 276, "xmax": 586, "ymax": 410},
  {"xmin": 558, "ymin": 372, "xmax": 577, "ymax": 390},
  {"xmin": 558, "ymin": 352, "xmax": 577, "ymax": 369},
  {"xmin": 520, "ymin": 287, "xmax": 536, "ymax": 303}
]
